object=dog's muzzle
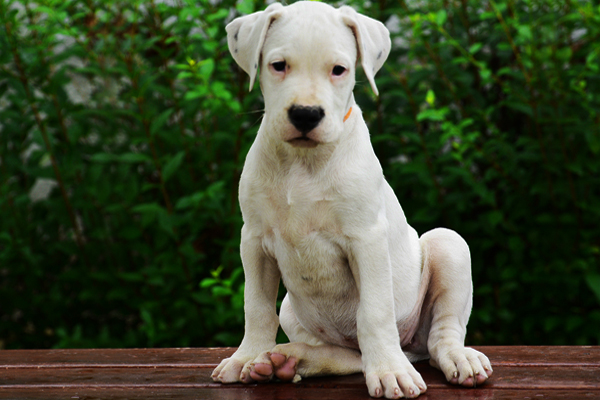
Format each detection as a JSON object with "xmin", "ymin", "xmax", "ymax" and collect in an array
[{"xmin": 288, "ymin": 105, "xmax": 325, "ymax": 134}]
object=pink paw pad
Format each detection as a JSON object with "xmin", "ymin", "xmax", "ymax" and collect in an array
[
  {"xmin": 249, "ymin": 363, "xmax": 273, "ymax": 381},
  {"xmin": 272, "ymin": 354, "xmax": 298, "ymax": 381},
  {"xmin": 270, "ymin": 353, "xmax": 287, "ymax": 367}
]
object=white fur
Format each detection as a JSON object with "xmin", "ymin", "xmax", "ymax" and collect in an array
[{"xmin": 212, "ymin": 2, "xmax": 492, "ymax": 398}]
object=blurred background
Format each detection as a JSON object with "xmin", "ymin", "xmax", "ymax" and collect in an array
[{"xmin": 0, "ymin": 0, "xmax": 599, "ymax": 350}]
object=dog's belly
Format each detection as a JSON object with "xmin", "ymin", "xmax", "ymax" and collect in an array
[{"xmin": 263, "ymin": 229, "xmax": 361, "ymax": 348}]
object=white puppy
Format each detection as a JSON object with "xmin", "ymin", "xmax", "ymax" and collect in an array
[{"xmin": 212, "ymin": 2, "xmax": 492, "ymax": 398}]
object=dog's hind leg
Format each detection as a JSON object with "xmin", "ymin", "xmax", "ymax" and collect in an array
[
  {"xmin": 419, "ymin": 228, "xmax": 493, "ymax": 387},
  {"xmin": 248, "ymin": 295, "xmax": 363, "ymax": 382}
]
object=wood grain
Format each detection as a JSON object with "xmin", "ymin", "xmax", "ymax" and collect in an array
[{"xmin": 1, "ymin": 346, "xmax": 598, "ymax": 399}]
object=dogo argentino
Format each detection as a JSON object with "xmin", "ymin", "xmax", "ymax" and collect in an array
[{"xmin": 211, "ymin": 2, "xmax": 492, "ymax": 398}]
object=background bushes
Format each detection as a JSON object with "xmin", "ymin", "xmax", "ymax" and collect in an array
[{"xmin": 0, "ymin": 0, "xmax": 598, "ymax": 349}]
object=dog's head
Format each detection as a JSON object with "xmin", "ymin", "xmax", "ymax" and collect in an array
[{"xmin": 226, "ymin": 2, "xmax": 391, "ymax": 148}]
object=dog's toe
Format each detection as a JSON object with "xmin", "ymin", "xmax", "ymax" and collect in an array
[
  {"xmin": 273, "ymin": 355, "xmax": 298, "ymax": 381},
  {"xmin": 249, "ymin": 363, "xmax": 274, "ymax": 382},
  {"xmin": 253, "ymin": 363, "xmax": 274, "ymax": 376},
  {"xmin": 270, "ymin": 352, "xmax": 288, "ymax": 368}
]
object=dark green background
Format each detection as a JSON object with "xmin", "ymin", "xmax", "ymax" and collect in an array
[{"xmin": 1, "ymin": 0, "xmax": 599, "ymax": 350}]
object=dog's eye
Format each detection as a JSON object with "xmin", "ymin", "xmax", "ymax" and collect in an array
[
  {"xmin": 332, "ymin": 65, "xmax": 347, "ymax": 76},
  {"xmin": 272, "ymin": 61, "xmax": 287, "ymax": 72}
]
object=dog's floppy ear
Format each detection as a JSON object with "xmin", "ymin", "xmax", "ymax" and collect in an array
[
  {"xmin": 226, "ymin": 3, "xmax": 284, "ymax": 92},
  {"xmin": 340, "ymin": 6, "xmax": 391, "ymax": 96}
]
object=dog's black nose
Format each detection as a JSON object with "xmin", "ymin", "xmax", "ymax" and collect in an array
[{"xmin": 288, "ymin": 105, "xmax": 325, "ymax": 134}]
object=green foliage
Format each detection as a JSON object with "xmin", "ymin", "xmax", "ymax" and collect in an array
[
  {"xmin": 0, "ymin": 0, "xmax": 253, "ymax": 349},
  {"xmin": 0, "ymin": 0, "xmax": 598, "ymax": 349},
  {"xmin": 366, "ymin": 0, "xmax": 600, "ymax": 345}
]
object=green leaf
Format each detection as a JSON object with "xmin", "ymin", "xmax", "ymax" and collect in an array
[
  {"xmin": 132, "ymin": 203, "xmax": 164, "ymax": 215},
  {"xmin": 468, "ymin": 43, "xmax": 483, "ymax": 54},
  {"xmin": 205, "ymin": 181, "xmax": 226, "ymax": 199},
  {"xmin": 586, "ymin": 51, "xmax": 599, "ymax": 71},
  {"xmin": 162, "ymin": 151, "xmax": 186, "ymax": 182},
  {"xmin": 586, "ymin": 274, "xmax": 600, "ymax": 304},
  {"xmin": 176, "ymin": 71, "xmax": 193, "ymax": 80},
  {"xmin": 236, "ymin": 0, "xmax": 254, "ymax": 15},
  {"xmin": 200, "ymin": 278, "xmax": 218, "ymax": 288},
  {"xmin": 425, "ymin": 89, "xmax": 435, "ymax": 106},
  {"xmin": 479, "ymin": 68, "xmax": 492, "ymax": 82},
  {"xmin": 556, "ymin": 47, "xmax": 572, "ymax": 62},
  {"xmin": 90, "ymin": 153, "xmax": 117, "ymax": 163},
  {"xmin": 213, "ymin": 286, "xmax": 233, "ymax": 297},
  {"xmin": 504, "ymin": 101, "xmax": 533, "ymax": 116},
  {"xmin": 206, "ymin": 9, "xmax": 229, "ymax": 23},
  {"xmin": 119, "ymin": 272, "xmax": 144, "ymax": 282},
  {"xmin": 150, "ymin": 108, "xmax": 174, "ymax": 136},
  {"xmin": 157, "ymin": 211, "xmax": 176, "ymax": 238},
  {"xmin": 184, "ymin": 85, "xmax": 209, "ymax": 100},
  {"xmin": 585, "ymin": 130, "xmax": 600, "ymax": 154},
  {"xmin": 517, "ymin": 25, "xmax": 532, "ymax": 41},
  {"xmin": 198, "ymin": 59, "xmax": 215, "ymax": 82},
  {"xmin": 118, "ymin": 153, "xmax": 152, "ymax": 163},
  {"xmin": 175, "ymin": 191, "xmax": 205, "ymax": 210},
  {"xmin": 211, "ymin": 81, "xmax": 232, "ymax": 101},
  {"xmin": 211, "ymin": 266, "xmax": 224, "ymax": 278},
  {"xmin": 487, "ymin": 210, "xmax": 504, "ymax": 228},
  {"xmin": 417, "ymin": 107, "xmax": 449, "ymax": 122},
  {"xmin": 436, "ymin": 10, "xmax": 447, "ymax": 26},
  {"xmin": 0, "ymin": 232, "xmax": 11, "ymax": 243},
  {"xmin": 118, "ymin": 226, "xmax": 142, "ymax": 240}
]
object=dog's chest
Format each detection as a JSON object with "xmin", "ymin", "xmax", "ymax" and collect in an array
[
  {"xmin": 260, "ymin": 187, "xmax": 360, "ymax": 342},
  {"xmin": 263, "ymin": 169, "xmax": 342, "ymax": 243},
  {"xmin": 259, "ymin": 173, "xmax": 356, "ymax": 297}
]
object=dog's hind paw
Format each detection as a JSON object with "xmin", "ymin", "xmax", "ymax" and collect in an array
[{"xmin": 249, "ymin": 351, "xmax": 300, "ymax": 382}]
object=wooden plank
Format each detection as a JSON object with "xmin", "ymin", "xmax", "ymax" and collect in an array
[
  {"xmin": 479, "ymin": 346, "xmax": 600, "ymax": 367},
  {"xmin": 2, "ymin": 346, "xmax": 598, "ymax": 368},
  {"xmin": 1, "ymin": 362, "xmax": 599, "ymax": 390},
  {"xmin": 0, "ymin": 348, "xmax": 236, "ymax": 368},
  {"xmin": 0, "ymin": 347, "xmax": 599, "ymax": 400},
  {"xmin": 1, "ymin": 387, "xmax": 600, "ymax": 400}
]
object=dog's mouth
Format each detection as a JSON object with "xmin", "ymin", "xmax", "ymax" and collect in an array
[{"xmin": 287, "ymin": 136, "xmax": 319, "ymax": 148}]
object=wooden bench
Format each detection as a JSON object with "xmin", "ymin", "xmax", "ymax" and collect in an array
[{"xmin": 1, "ymin": 346, "xmax": 599, "ymax": 399}]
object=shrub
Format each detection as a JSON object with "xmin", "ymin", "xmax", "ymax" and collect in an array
[
  {"xmin": 371, "ymin": 0, "xmax": 600, "ymax": 345},
  {"xmin": 1, "ymin": 0, "xmax": 253, "ymax": 348},
  {"xmin": 0, "ymin": 0, "xmax": 598, "ymax": 349}
]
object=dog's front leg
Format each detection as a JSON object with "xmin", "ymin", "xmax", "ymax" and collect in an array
[
  {"xmin": 212, "ymin": 226, "xmax": 280, "ymax": 383},
  {"xmin": 350, "ymin": 226, "xmax": 427, "ymax": 399}
]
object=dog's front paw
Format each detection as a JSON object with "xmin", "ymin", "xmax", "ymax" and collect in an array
[
  {"xmin": 212, "ymin": 356, "xmax": 257, "ymax": 384},
  {"xmin": 430, "ymin": 347, "xmax": 493, "ymax": 387},
  {"xmin": 364, "ymin": 362, "xmax": 427, "ymax": 399}
]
